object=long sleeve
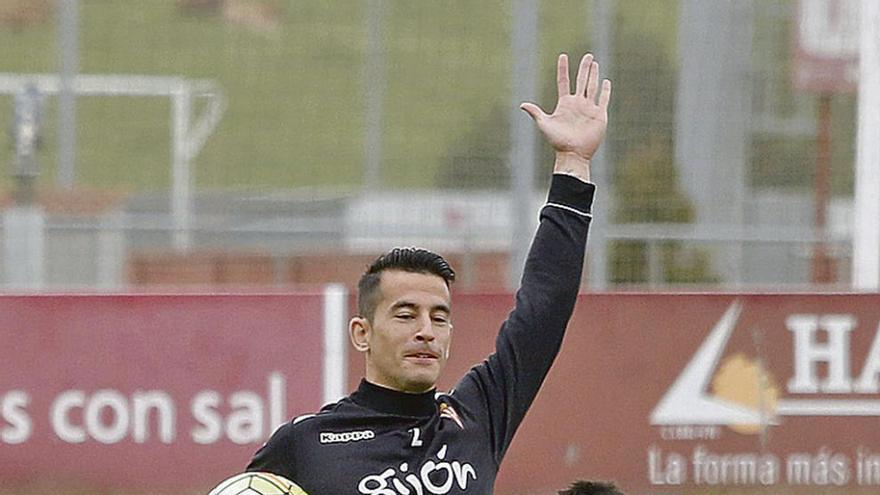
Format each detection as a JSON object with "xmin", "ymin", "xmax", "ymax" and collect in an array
[{"xmin": 453, "ymin": 173, "xmax": 595, "ymax": 465}]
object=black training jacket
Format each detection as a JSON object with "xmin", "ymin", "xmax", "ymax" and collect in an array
[{"xmin": 247, "ymin": 174, "xmax": 595, "ymax": 495}]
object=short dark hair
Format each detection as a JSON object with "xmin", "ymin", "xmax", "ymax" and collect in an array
[
  {"xmin": 558, "ymin": 480, "xmax": 624, "ymax": 495},
  {"xmin": 357, "ymin": 247, "xmax": 455, "ymax": 321}
]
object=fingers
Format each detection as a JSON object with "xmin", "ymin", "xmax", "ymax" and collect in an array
[
  {"xmin": 554, "ymin": 52, "xmax": 611, "ymax": 109},
  {"xmin": 520, "ymin": 102, "xmax": 547, "ymax": 122},
  {"xmin": 556, "ymin": 53, "xmax": 570, "ymax": 99},
  {"xmin": 586, "ymin": 60, "xmax": 599, "ymax": 101},
  {"xmin": 598, "ymin": 79, "xmax": 612, "ymax": 111},
  {"xmin": 574, "ymin": 53, "xmax": 593, "ymax": 97}
]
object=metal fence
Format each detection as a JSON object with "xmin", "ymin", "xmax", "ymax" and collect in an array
[{"xmin": 0, "ymin": 0, "xmax": 867, "ymax": 290}]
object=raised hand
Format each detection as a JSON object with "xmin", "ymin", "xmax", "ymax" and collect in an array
[{"xmin": 520, "ymin": 53, "xmax": 612, "ymax": 182}]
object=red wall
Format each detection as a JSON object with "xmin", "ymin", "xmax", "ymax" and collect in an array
[
  {"xmin": 4, "ymin": 293, "xmax": 880, "ymax": 494},
  {"xmin": 0, "ymin": 295, "xmax": 324, "ymax": 491}
]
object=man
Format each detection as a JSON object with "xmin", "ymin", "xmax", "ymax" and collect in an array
[
  {"xmin": 558, "ymin": 480, "xmax": 625, "ymax": 495},
  {"xmin": 247, "ymin": 52, "xmax": 611, "ymax": 494}
]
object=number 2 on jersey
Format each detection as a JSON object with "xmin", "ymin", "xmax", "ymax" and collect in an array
[{"xmin": 409, "ymin": 427, "xmax": 423, "ymax": 447}]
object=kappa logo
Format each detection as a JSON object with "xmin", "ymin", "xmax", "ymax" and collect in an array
[
  {"xmin": 651, "ymin": 301, "xmax": 880, "ymax": 434},
  {"xmin": 320, "ymin": 429, "xmax": 375, "ymax": 444}
]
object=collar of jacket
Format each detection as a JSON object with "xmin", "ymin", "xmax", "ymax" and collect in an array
[{"xmin": 351, "ymin": 378, "xmax": 437, "ymax": 417}]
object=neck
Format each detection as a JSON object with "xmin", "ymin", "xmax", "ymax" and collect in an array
[{"xmin": 352, "ymin": 379, "xmax": 437, "ymax": 417}]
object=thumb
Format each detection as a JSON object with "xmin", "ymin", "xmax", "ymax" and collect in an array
[{"xmin": 519, "ymin": 102, "xmax": 546, "ymax": 122}]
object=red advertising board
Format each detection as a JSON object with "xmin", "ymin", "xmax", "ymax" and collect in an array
[
  {"xmin": 496, "ymin": 294, "xmax": 880, "ymax": 494},
  {"xmin": 0, "ymin": 294, "xmax": 325, "ymax": 491},
  {"xmin": 5, "ymin": 293, "xmax": 880, "ymax": 494}
]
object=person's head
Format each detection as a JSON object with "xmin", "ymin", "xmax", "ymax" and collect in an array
[
  {"xmin": 349, "ymin": 247, "xmax": 456, "ymax": 394},
  {"xmin": 558, "ymin": 480, "xmax": 624, "ymax": 495}
]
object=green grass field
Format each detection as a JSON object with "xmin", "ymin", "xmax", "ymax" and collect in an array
[{"xmin": 0, "ymin": 0, "xmax": 611, "ymax": 192}]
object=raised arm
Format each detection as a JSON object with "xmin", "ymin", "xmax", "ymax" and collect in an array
[{"xmin": 454, "ymin": 53, "xmax": 611, "ymax": 463}]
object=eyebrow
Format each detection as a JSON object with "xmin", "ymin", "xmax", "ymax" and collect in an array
[{"xmin": 390, "ymin": 300, "xmax": 451, "ymax": 314}]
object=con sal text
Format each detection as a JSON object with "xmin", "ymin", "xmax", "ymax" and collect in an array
[{"xmin": 0, "ymin": 372, "xmax": 288, "ymax": 445}]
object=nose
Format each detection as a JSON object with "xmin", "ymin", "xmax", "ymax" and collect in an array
[{"xmin": 414, "ymin": 314, "xmax": 436, "ymax": 342}]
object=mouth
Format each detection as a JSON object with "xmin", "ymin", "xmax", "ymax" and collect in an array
[{"xmin": 404, "ymin": 351, "xmax": 440, "ymax": 362}]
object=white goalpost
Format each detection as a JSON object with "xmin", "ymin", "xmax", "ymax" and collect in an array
[
  {"xmin": 853, "ymin": 0, "xmax": 880, "ymax": 290},
  {"xmin": 0, "ymin": 73, "xmax": 226, "ymax": 251}
]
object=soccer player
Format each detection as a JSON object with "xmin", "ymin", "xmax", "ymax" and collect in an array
[{"xmin": 247, "ymin": 52, "xmax": 611, "ymax": 494}]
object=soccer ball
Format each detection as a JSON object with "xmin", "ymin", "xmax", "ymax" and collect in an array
[{"xmin": 208, "ymin": 472, "xmax": 309, "ymax": 495}]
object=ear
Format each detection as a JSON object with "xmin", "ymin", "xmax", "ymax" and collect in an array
[{"xmin": 349, "ymin": 316, "xmax": 371, "ymax": 353}]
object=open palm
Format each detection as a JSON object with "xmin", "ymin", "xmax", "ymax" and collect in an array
[{"xmin": 521, "ymin": 53, "xmax": 611, "ymax": 162}]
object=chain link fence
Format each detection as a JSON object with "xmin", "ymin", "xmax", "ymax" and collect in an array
[{"xmin": 0, "ymin": 0, "xmax": 860, "ymax": 290}]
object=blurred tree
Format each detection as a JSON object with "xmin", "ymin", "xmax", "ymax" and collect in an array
[
  {"xmin": 606, "ymin": 22, "xmax": 716, "ymax": 285},
  {"xmin": 436, "ymin": 105, "xmax": 509, "ymax": 190},
  {"xmin": 613, "ymin": 138, "xmax": 690, "ymax": 224},
  {"xmin": 610, "ymin": 137, "xmax": 717, "ymax": 284}
]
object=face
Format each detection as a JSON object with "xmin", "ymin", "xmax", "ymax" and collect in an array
[{"xmin": 350, "ymin": 270, "xmax": 453, "ymax": 393}]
